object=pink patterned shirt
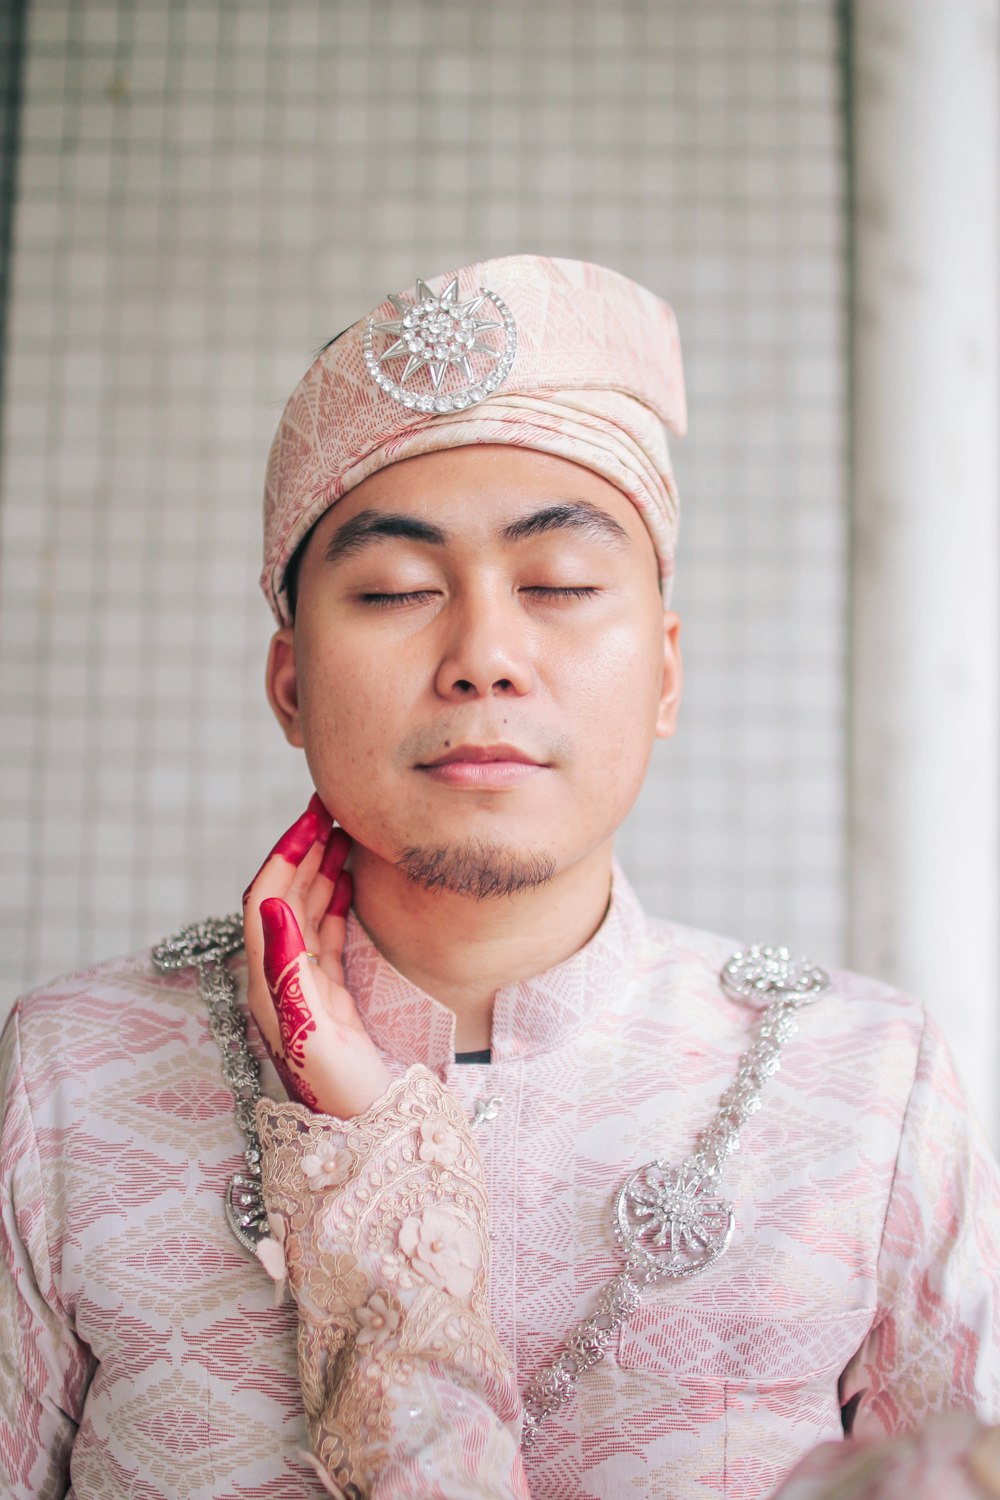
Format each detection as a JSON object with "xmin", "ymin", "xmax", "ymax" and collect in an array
[{"xmin": 2, "ymin": 868, "xmax": 999, "ymax": 1497}]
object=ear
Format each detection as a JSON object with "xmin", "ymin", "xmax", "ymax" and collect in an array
[
  {"xmin": 655, "ymin": 610, "xmax": 683, "ymax": 739},
  {"xmin": 265, "ymin": 627, "xmax": 305, "ymax": 747}
]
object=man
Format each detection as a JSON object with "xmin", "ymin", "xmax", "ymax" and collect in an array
[{"xmin": 2, "ymin": 256, "xmax": 999, "ymax": 1499}]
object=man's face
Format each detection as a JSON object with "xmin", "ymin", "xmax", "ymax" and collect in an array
[{"xmin": 267, "ymin": 445, "xmax": 682, "ymax": 895}]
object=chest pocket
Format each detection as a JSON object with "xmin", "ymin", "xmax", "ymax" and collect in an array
[{"xmin": 618, "ymin": 1304, "xmax": 875, "ymax": 1389}]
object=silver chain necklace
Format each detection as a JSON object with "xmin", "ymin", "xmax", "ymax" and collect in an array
[{"xmin": 153, "ymin": 917, "xmax": 829, "ymax": 1444}]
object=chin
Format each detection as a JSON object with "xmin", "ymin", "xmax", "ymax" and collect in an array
[{"xmin": 394, "ymin": 837, "xmax": 558, "ymax": 900}]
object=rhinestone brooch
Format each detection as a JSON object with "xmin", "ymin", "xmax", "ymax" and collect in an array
[{"xmin": 364, "ymin": 275, "xmax": 517, "ymax": 414}]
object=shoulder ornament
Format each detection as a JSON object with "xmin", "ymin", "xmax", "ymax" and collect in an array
[
  {"xmin": 152, "ymin": 913, "xmax": 245, "ymax": 972},
  {"xmin": 153, "ymin": 913, "xmax": 265, "ymax": 1251},
  {"xmin": 721, "ymin": 943, "xmax": 830, "ymax": 1007}
]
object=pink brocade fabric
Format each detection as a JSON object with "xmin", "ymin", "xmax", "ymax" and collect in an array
[{"xmin": 2, "ymin": 866, "xmax": 1000, "ymax": 1497}]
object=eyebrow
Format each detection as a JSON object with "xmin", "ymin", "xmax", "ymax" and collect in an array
[
  {"xmin": 323, "ymin": 499, "xmax": 629, "ymax": 566},
  {"xmin": 500, "ymin": 501, "xmax": 629, "ymax": 547},
  {"xmin": 323, "ymin": 510, "xmax": 446, "ymax": 565}
]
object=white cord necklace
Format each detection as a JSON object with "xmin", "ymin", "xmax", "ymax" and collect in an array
[{"xmin": 153, "ymin": 917, "xmax": 829, "ymax": 1443}]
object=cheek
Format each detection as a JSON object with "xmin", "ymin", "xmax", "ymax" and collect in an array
[
  {"xmin": 297, "ymin": 643, "xmax": 380, "ymax": 773},
  {"xmin": 294, "ymin": 635, "xmax": 420, "ymax": 833},
  {"xmin": 568, "ymin": 615, "xmax": 664, "ymax": 728},
  {"xmin": 560, "ymin": 618, "xmax": 663, "ymax": 801}
]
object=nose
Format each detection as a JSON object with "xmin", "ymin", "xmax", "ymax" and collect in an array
[{"xmin": 433, "ymin": 586, "xmax": 535, "ymax": 701}]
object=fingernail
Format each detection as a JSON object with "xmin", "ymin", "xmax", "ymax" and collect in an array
[
  {"xmin": 328, "ymin": 869, "xmax": 353, "ymax": 919},
  {"xmin": 319, "ymin": 827, "xmax": 351, "ymax": 882},
  {"xmin": 260, "ymin": 897, "xmax": 306, "ymax": 989},
  {"xmin": 308, "ymin": 792, "xmax": 333, "ymax": 840}
]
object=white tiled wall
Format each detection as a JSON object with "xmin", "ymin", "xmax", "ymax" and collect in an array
[{"xmin": 0, "ymin": 0, "xmax": 847, "ymax": 1004}]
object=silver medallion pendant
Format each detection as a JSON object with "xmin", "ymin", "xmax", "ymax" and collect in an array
[
  {"xmin": 615, "ymin": 1159, "xmax": 734, "ymax": 1281},
  {"xmin": 226, "ymin": 1172, "xmax": 269, "ymax": 1253}
]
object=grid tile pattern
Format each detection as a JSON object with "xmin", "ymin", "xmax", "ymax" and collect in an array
[{"xmin": 0, "ymin": 0, "xmax": 847, "ymax": 1002}]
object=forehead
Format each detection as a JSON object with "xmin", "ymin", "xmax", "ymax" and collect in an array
[{"xmin": 307, "ymin": 445, "xmax": 651, "ymax": 554}]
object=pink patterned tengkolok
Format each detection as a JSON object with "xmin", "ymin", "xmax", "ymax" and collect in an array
[{"xmin": 261, "ymin": 255, "xmax": 687, "ymax": 624}]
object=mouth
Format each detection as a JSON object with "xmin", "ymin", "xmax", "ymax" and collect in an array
[{"xmin": 416, "ymin": 743, "xmax": 549, "ymax": 788}]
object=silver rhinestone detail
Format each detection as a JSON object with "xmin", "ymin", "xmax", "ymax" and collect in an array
[
  {"xmin": 153, "ymin": 914, "xmax": 268, "ymax": 1253},
  {"xmin": 720, "ymin": 944, "xmax": 831, "ymax": 1008},
  {"xmin": 364, "ymin": 276, "xmax": 517, "ymax": 412}
]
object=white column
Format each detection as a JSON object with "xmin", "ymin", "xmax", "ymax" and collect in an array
[{"xmin": 849, "ymin": 1, "xmax": 1000, "ymax": 1137}]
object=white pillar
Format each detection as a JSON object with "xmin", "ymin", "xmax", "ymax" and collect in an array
[{"xmin": 849, "ymin": 1, "xmax": 1000, "ymax": 1138}]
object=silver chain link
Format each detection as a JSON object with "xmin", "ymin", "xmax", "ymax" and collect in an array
[{"xmin": 152, "ymin": 915, "xmax": 269, "ymax": 1251}]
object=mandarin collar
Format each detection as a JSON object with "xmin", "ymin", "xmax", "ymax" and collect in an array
[{"xmin": 341, "ymin": 861, "xmax": 645, "ymax": 1068}]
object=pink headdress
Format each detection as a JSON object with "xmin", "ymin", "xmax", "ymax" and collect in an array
[{"xmin": 262, "ymin": 254, "xmax": 687, "ymax": 624}]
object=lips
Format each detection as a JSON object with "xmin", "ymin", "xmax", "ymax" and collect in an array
[
  {"xmin": 416, "ymin": 742, "xmax": 549, "ymax": 788},
  {"xmin": 419, "ymin": 743, "xmax": 544, "ymax": 769}
]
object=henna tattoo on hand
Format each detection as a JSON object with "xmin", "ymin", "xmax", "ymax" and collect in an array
[
  {"xmin": 260, "ymin": 897, "xmax": 321, "ymax": 1112},
  {"xmin": 261, "ymin": 1032, "xmax": 320, "ymax": 1112},
  {"xmin": 272, "ymin": 960, "xmax": 316, "ymax": 1068}
]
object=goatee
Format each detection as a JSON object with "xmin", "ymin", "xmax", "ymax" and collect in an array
[{"xmin": 395, "ymin": 840, "xmax": 556, "ymax": 900}]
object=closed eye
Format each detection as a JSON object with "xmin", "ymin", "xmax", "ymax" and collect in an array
[
  {"xmin": 521, "ymin": 586, "xmax": 600, "ymax": 599},
  {"xmin": 358, "ymin": 590, "xmax": 440, "ymax": 608},
  {"xmin": 358, "ymin": 586, "xmax": 600, "ymax": 608}
]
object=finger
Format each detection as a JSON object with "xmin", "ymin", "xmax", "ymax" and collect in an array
[
  {"xmin": 303, "ymin": 827, "xmax": 351, "ymax": 930},
  {"xmin": 308, "ymin": 790, "xmax": 333, "ymax": 831},
  {"xmin": 316, "ymin": 870, "xmax": 353, "ymax": 989},
  {"xmin": 242, "ymin": 796, "xmax": 331, "ymax": 907},
  {"xmin": 320, "ymin": 826, "xmax": 351, "ymax": 883},
  {"xmin": 328, "ymin": 867, "xmax": 353, "ymax": 919},
  {"xmin": 259, "ymin": 896, "xmax": 322, "ymax": 1111},
  {"xmin": 261, "ymin": 895, "xmax": 307, "ymax": 991},
  {"xmin": 242, "ymin": 802, "xmax": 331, "ymax": 1060},
  {"xmin": 244, "ymin": 801, "xmax": 334, "ymax": 960}
]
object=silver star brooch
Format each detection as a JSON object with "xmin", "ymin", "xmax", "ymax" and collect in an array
[{"xmin": 364, "ymin": 275, "xmax": 517, "ymax": 415}]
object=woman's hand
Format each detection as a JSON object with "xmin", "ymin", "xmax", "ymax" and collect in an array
[
  {"xmin": 242, "ymin": 793, "xmax": 392, "ymax": 1118},
  {"xmin": 772, "ymin": 1411, "xmax": 1000, "ymax": 1500}
]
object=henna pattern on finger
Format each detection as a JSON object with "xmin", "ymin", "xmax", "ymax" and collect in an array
[
  {"xmin": 261, "ymin": 1032, "xmax": 320, "ymax": 1112},
  {"xmin": 271, "ymin": 958, "xmax": 316, "ymax": 1068},
  {"xmin": 260, "ymin": 897, "xmax": 321, "ymax": 1112}
]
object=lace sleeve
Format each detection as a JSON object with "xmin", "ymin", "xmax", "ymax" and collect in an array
[{"xmin": 255, "ymin": 1066, "xmax": 530, "ymax": 1499}]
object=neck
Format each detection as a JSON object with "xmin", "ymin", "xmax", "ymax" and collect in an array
[{"xmin": 349, "ymin": 841, "xmax": 616, "ymax": 1051}]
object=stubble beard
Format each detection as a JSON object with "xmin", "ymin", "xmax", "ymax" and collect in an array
[{"xmin": 395, "ymin": 839, "xmax": 557, "ymax": 900}]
